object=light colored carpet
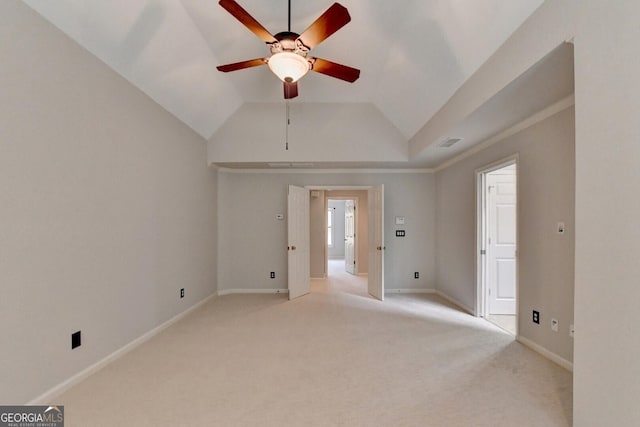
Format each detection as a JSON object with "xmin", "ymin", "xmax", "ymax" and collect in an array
[
  {"xmin": 53, "ymin": 268, "xmax": 572, "ymax": 426},
  {"xmin": 487, "ymin": 314, "xmax": 517, "ymax": 335}
]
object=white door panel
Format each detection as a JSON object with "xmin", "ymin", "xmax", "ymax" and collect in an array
[
  {"xmin": 487, "ymin": 170, "xmax": 516, "ymax": 314},
  {"xmin": 288, "ymin": 185, "xmax": 310, "ymax": 300},
  {"xmin": 368, "ymin": 185, "xmax": 384, "ymax": 300},
  {"xmin": 345, "ymin": 200, "xmax": 356, "ymax": 275}
]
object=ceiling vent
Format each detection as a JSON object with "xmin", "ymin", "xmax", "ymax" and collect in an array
[{"xmin": 439, "ymin": 137, "xmax": 463, "ymax": 148}]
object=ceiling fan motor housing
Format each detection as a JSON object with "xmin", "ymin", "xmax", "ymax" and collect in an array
[{"xmin": 270, "ymin": 32, "xmax": 309, "ymax": 57}]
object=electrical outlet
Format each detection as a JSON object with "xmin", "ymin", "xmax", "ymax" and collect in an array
[
  {"xmin": 180, "ymin": 288, "xmax": 185, "ymax": 298},
  {"xmin": 551, "ymin": 318, "xmax": 559, "ymax": 332},
  {"xmin": 532, "ymin": 310, "xmax": 540, "ymax": 324},
  {"xmin": 270, "ymin": 272, "xmax": 275, "ymax": 279},
  {"xmin": 569, "ymin": 324, "xmax": 575, "ymax": 338},
  {"xmin": 414, "ymin": 272, "xmax": 419, "ymax": 279},
  {"xmin": 71, "ymin": 331, "xmax": 81, "ymax": 349}
]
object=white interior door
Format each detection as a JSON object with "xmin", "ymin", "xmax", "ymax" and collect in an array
[
  {"xmin": 368, "ymin": 185, "xmax": 384, "ymax": 300},
  {"xmin": 288, "ymin": 185, "xmax": 310, "ymax": 300},
  {"xmin": 344, "ymin": 200, "xmax": 356, "ymax": 275},
  {"xmin": 487, "ymin": 167, "xmax": 516, "ymax": 314}
]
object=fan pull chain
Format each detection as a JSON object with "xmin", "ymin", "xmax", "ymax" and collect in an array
[{"xmin": 285, "ymin": 100, "xmax": 290, "ymax": 150}]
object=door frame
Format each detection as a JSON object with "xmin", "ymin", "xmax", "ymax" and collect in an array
[
  {"xmin": 475, "ymin": 154, "xmax": 519, "ymax": 333},
  {"xmin": 325, "ymin": 196, "xmax": 359, "ymax": 276}
]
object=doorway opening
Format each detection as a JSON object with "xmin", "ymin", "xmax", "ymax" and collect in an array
[
  {"xmin": 476, "ymin": 157, "xmax": 518, "ymax": 335},
  {"xmin": 327, "ymin": 198, "xmax": 357, "ymax": 277},
  {"xmin": 289, "ymin": 185, "xmax": 384, "ymax": 301}
]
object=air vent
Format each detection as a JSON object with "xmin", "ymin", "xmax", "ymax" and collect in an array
[{"xmin": 439, "ymin": 137, "xmax": 463, "ymax": 148}]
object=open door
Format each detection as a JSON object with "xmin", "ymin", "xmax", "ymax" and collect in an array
[
  {"xmin": 345, "ymin": 200, "xmax": 356, "ymax": 275},
  {"xmin": 486, "ymin": 167, "xmax": 517, "ymax": 314},
  {"xmin": 288, "ymin": 185, "xmax": 310, "ymax": 300},
  {"xmin": 368, "ymin": 185, "xmax": 384, "ymax": 300}
]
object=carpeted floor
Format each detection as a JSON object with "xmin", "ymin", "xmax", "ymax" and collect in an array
[
  {"xmin": 486, "ymin": 314, "xmax": 517, "ymax": 335},
  {"xmin": 53, "ymin": 262, "xmax": 572, "ymax": 426}
]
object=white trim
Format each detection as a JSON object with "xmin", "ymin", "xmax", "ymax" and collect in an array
[
  {"xmin": 218, "ymin": 168, "xmax": 434, "ymax": 174},
  {"xmin": 27, "ymin": 293, "xmax": 217, "ymax": 405},
  {"xmin": 517, "ymin": 335, "xmax": 573, "ymax": 372},
  {"xmin": 217, "ymin": 289, "xmax": 289, "ymax": 296},
  {"xmin": 357, "ymin": 273, "xmax": 368, "ymax": 277},
  {"xmin": 435, "ymin": 290, "xmax": 476, "ymax": 315},
  {"xmin": 308, "ymin": 185, "xmax": 371, "ymax": 190},
  {"xmin": 385, "ymin": 288, "xmax": 436, "ymax": 294},
  {"xmin": 311, "ymin": 277, "xmax": 325, "ymax": 281},
  {"xmin": 434, "ymin": 94, "xmax": 575, "ymax": 172}
]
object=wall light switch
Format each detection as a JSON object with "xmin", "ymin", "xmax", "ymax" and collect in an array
[
  {"xmin": 557, "ymin": 222, "xmax": 565, "ymax": 234},
  {"xmin": 551, "ymin": 318, "xmax": 559, "ymax": 332}
]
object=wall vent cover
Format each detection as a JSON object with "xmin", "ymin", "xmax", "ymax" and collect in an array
[{"xmin": 439, "ymin": 137, "xmax": 463, "ymax": 148}]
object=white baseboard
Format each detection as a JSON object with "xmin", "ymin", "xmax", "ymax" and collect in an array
[
  {"xmin": 516, "ymin": 335, "xmax": 573, "ymax": 372},
  {"xmin": 27, "ymin": 293, "xmax": 217, "ymax": 405},
  {"xmin": 385, "ymin": 288, "xmax": 436, "ymax": 294},
  {"xmin": 357, "ymin": 273, "xmax": 368, "ymax": 277},
  {"xmin": 434, "ymin": 290, "xmax": 476, "ymax": 315},
  {"xmin": 217, "ymin": 289, "xmax": 288, "ymax": 296}
]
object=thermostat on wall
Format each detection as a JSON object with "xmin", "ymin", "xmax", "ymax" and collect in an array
[{"xmin": 395, "ymin": 216, "xmax": 405, "ymax": 225}]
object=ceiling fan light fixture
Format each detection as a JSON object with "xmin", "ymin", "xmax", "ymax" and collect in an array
[{"xmin": 268, "ymin": 52, "xmax": 310, "ymax": 83}]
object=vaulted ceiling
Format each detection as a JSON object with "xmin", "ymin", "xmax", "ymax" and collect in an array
[{"xmin": 23, "ymin": 0, "xmax": 557, "ymax": 167}]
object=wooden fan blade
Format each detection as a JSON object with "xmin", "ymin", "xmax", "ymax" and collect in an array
[
  {"xmin": 217, "ymin": 58, "xmax": 267, "ymax": 72},
  {"xmin": 284, "ymin": 81, "xmax": 299, "ymax": 99},
  {"xmin": 219, "ymin": 0, "xmax": 277, "ymax": 43},
  {"xmin": 309, "ymin": 57, "xmax": 360, "ymax": 82},
  {"xmin": 297, "ymin": 3, "xmax": 351, "ymax": 50}
]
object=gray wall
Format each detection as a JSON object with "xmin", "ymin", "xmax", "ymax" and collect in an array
[
  {"xmin": 327, "ymin": 200, "xmax": 346, "ymax": 259},
  {"xmin": 435, "ymin": 107, "xmax": 575, "ymax": 362},
  {"xmin": 0, "ymin": 2, "xmax": 218, "ymax": 403},
  {"xmin": 217, "ymin": 172, "xmax": 435, "ymax": 291},
  {"xmin": 309, "ymin": 190, "xmax": 326, "ymax": 278}
]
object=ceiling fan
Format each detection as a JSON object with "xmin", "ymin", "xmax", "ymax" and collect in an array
[{"xmin": 216, "ymin": 0, "xmax": 360, "ymax": 99}]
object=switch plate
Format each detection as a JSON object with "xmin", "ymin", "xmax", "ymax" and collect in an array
[
  {"xmin": 532, "ymin": 310, "xmax": 540, "ymax": 324},
  {"xmin": 557, "ymin": 222, "xmax": 565, "ymax": 234},
  {"xmin": 71, "ymin": 331, "xmax": 81, "ymax": 349},
  {"xmin": 551, "ymin": 318, "xmax": 559, "ymax": 332}
]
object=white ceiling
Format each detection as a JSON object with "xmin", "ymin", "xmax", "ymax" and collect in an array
[{"xmin": 22, "ymin": 0, "xmax": 544, "ymax": 146}]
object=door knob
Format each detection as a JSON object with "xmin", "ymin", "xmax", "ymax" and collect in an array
[
  {"xmin": 377, "ymin": 246, "xmax": 381, "ymax": 251},
  {"xmin": 291, "ymin": 245, "xmax": 296, "ymax": 250}
]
